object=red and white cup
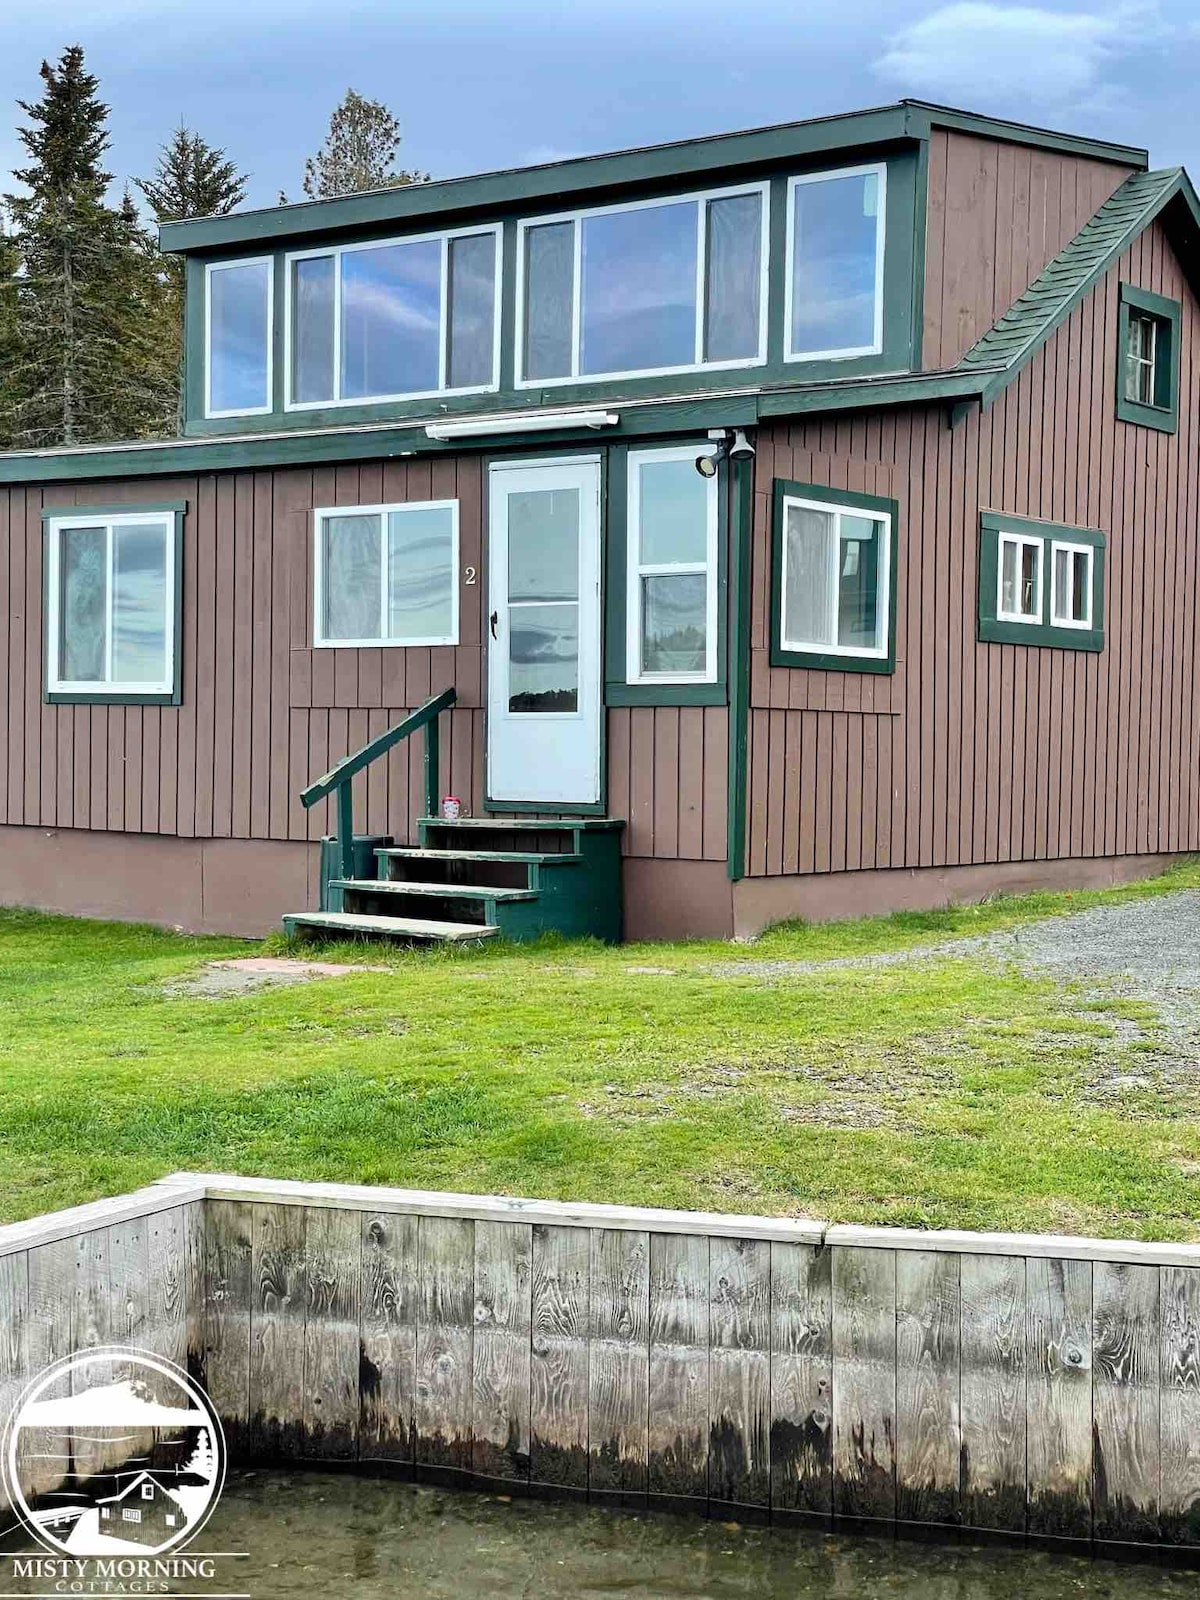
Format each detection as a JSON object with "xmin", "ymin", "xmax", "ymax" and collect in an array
[{"xmin": 441, "ymin": 795, "xmax": 462, "ymax": 821}]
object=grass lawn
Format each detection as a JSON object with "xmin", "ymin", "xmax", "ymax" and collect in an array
[{"xmin": 4, "ymin": 864, "xmax": 1200, "ymax": 1239}]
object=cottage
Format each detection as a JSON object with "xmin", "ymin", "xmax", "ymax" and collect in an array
[
  {"xmin": 0, "ymin": 99, "xmax": 1196, "ymax": 941},
  {"xmin": 95, "ymin": 1471, "xmax": 184, "ymax": 1548}
]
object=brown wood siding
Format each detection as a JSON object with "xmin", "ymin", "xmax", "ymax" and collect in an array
[
  {"xmin": 0, "ymin": 457, "xmax": 724, "ymax": 864},
  {"xmin": 748, "ymin": 216, "xmax": 1200, "ymax": 879},
  {"xmin": 922, "ymin": 130, "xmax": 1134, "ymax": 370}
]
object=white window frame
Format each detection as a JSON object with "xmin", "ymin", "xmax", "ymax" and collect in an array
[
  {"xmin": 515, "ymin": 181, "xmax": 770, "ymax": 389},
  {"xmin": 784, "ymin": 162, "xmax": 887, "ymax": 364},
  {"xmin": 45, "ymin": 510, "xmax": 178, "ymax": 698},
  {"xmin": 625, "ymin": 444, "xmax": 720, "ymax": 686},
  {"xmin": 996, "ymin": 530, "xmax": 1044, "ymax": 625},
  {"xmin": 778, "ymin": 492, "xmax": 892, "ymax": 661},
  {"xmin": 204, "ymin": 255, "xmax": 274, "ymax": 419},
  {"xmin": 1126, "ymin": 311, "xmax": 1158, "ymax": 405},
  {"xmin": 284, "ymin": 225, "xmax": 502, "ymax": 411},
  {"xmin": 1050, "ymin": 538, "xmax": 1094, "ymax": 630},
  {"xmin": 313, "ymin": 500, "xmax": 460, "ymax": 650}
]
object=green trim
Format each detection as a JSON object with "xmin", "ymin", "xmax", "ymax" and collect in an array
[
  {"xmin": 40, "ymin": 501, "xmax": 188, "ymax": 519},
  {"xmin": 769, "ymin": 480, "xmax": 899, "ymax": 674},
  {"xmin": 43, "ymin": 505, "xmax": 185, "ymax": 707},
  {"xmin": 977, "ymin": 511, "xmax": 1105, "ymax": 651},
  {"xmin": 603, "ymin": 439, "xmax": 728, "ymax": 709},
  {"xmin": 909, "ymin": 136, "xmax": 930, "ymax": 370},
  {"xmin": 726, "ymin": 454, "xmax": 753, "ymax": 882},
  {"xmin": 1115, "ymin": 282, "xmax": 1180, "ymax": 434},
  {"xmin": 161, "ymin": 100, "xmax": 1145, "ymax": 257},
  {"xmin": 905, "ymin": 101, "xmax": 1147, "ymax": 169}
]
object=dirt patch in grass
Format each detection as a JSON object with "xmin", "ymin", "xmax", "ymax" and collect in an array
[{"xmin": 164, "ymin": 957, "xmax": 388, "ymax": 999}]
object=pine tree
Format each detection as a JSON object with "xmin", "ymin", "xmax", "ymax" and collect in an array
[
  {"xmin": 296, "ymin": 89, "xmax": 429, "ymax": 201},
  {"xmin": 135, "ymin": 125, "xmax": 247, "ymax": 223},
  {"xmin": 136, "ymin": 127, "xmax": 249, "ymax": 432},
  {"xmin": 0, "ymin": 214, "xmax": 18, "ymax": 449},
  {"xmin": 2, "ymin": 46, "xmax": 176, "ymax": 447}
]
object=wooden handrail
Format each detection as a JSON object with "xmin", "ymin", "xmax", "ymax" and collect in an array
[{"xmin": 301, "ymin": 686, "xmax": 456, "ymax": 882}]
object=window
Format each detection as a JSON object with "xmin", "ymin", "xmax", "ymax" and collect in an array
[
  {"xmin": 517, "ymin": 183, "xmax": 768, "ymax": 386},
  {"xmin": 122, "ymin": 1508, "xmax": 142, "ymax": 1524},
  {"xmin": 205, "ymin": 257, "xmax": 273, "ymax": 417},
  {"xmin": 44, "ymin": 508, "xmax": 183, "ymax": 703},
  {"xmin": 996, "ymin": 531, "xmax": 1043, "ymax": 624},
  {"xmin": 978, "ymin": 513, "xmax": 1104, "ymax": 650},
  {"xmin": 286, "ymin": 227, "xmax": 499, "ymax": 408},
  {"xmin": 786, "ymin": 164, "xmax": 886, "ymax": 361},
  {"xmin": 141, "ymin": 1482, "xmax": 155, "ymax": 1501},
  {"xmin": 1116, "ymin": 283, "xmax": 1180, "ymax": 433},
  {"xmin": 771, "ymin": 481, "xmax": 896, "ymax": 673},
  {"xmin": 625, "ymin": 445, "xmax": 719, "ymax": 685},
  {"xmin": 1050, "ymin": 540, "xmax": 1094, "ymax": 629},
  {"xmin": 314, "ymin": 500, "xmax": 459, "ymax": 648}
]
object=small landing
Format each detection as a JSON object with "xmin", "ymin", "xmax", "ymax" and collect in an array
[{"xmin": 283, "ymin": 910, "xmax": 499, "ymax": 944}]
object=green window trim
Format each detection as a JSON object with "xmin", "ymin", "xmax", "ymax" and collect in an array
[
  {"xmin": 1116, "ymin": 282, "xmax": 1179, "ymax": 434},
  {"xmin": 604, "ymin": 440, "xmax": 728, "ymax": 708},
  {"xmin": 769, "ymin": 479, "xmax": 899, "ymax": 674},
  {"xmin": 977, "ymin": 511, "xmax": 1105, "ymax": 651},
  {"xmin": 42, "ymin": 502, "xmax": 186, "ymax": 706}
]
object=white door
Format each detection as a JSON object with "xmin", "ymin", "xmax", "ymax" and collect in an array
[{"xmin": 487, "ymin": 457, "xmax": 603, "ymax": 806}]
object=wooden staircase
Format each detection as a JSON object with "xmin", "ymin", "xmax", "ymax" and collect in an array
[{"xmin": 284, "ymin": 816, "xmax": 625, "ymax": 947}]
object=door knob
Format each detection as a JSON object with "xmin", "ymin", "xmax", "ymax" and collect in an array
[{"xmin": 489, "ymin": 610, "xmax": 499, "ymax": 639}]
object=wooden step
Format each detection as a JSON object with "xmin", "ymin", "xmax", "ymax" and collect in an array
[
  {"xmin": 417, "ymin": 816, "xmax": 623, "ymax": 830},
  {"xmin": 331, "ymin": 878, "xmax": 536, "ymax": 902},
  {"xmin": 282, "ymin": 910, "xmax": 498, "ymax": 943},
  {"xmin": 376, "ymin": 847, "xmax": 582, "ymax": 865}
]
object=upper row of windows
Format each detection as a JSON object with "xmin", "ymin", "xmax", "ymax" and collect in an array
[{"xmin": 204, "ymin": 163, "xmax": 888, "ymax": 418}]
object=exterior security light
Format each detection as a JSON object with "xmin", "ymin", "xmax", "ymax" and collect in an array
[
  {"xmin": 729, "ymin": 429, "xmax": 756, "ymax": 462},
  {"xmin": 696, "ymin": 439, "xmax": 727, "ymax": 477}
]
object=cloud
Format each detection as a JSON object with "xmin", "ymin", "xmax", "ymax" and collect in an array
[{"xmin": 873, "ymin": 3, "xmax": 1143, "ymax": 107}]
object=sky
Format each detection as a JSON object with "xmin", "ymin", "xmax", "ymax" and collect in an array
[{"xmin": 1, "ymin": 0, "xmax": 1200, "ymax": 214}]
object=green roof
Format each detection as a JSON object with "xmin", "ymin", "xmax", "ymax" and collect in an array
[{"xmin": 955, "ymin": 166, "xmax": 1199, "ymax": 403}]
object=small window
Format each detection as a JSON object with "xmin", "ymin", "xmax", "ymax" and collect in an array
[
  {"xmin": 996, "ymin": 532, "xmax": 1043, "ymax": 624},
  {"xmin": 786, "ymin": 164, "xmax": 886, "ymax": 361},
  {"xmin": 141, "ymin": 1481, "xmax": 155, "ymax": 1501},
  {"xmin": 286, "ymin": 228, "xmax": 499, "ymax": 409},
  {"xmin": 517, "ymin": 183, "xmax": 768, "ymax": 385},
  {"xmin": 625, "ymin": 445, "xmax": 719, "ymax": 684},
  {"xmin": 44, "ymin": 509, "xmax": 182, "ymax": 703},
  {"xmin": 314, "ymin": 500, "xmax": 459, "ymax": 648},
  {"xmin": 1050, "ymin": 540, "xmax": 1094, "ymax": 629},
  {"xmin": 205, "ymin": 257, "xmax": 273, "ymax": 417},
  {"xmin": 122, "ymin": 1507, "xmax": 142, "ymax": 1524},
  {"xmin": 978, "ymin": 513, "xmax": 1104, "ymax": 650},
  {"xmin": 771, "ymin": 481, "xmax": 896, "ymax": 672},
  {"xmin": 1116, "ymin": 283, "xmax": 1180, "ymax": 433}
]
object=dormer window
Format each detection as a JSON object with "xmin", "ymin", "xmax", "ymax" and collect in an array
[
  {"xmin": 205, "ymin": 257, "xmax": 273, "ymax": 418},
  {"xmin": 785, "ymin": 164, "xmax": 886, "ymax": 361},
  {"xmin": 284, "ymin": 225, "xmax": 500, "ymax": 410},
  {"xmin": 1116, "ymin": 283, "xmax": 1179, "ymax": 434},
  {"xmin": 516, "ymin": 182, "xmax": 768, "ymax": 386}
]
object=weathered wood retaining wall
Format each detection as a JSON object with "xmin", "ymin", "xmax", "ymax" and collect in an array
[{"xmin": 4, "ymin": 1174, "xmax": 1200, "ymax": 1560}]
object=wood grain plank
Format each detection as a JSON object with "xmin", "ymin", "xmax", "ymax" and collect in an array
[
  {"xmin": 895, "ymin": 1250, "xmax": 960, "ymax": 1526},
  {"xmin": 770, "ymin": 1240, "xmax": 832, "ymax": 1518},
  {"xmin": 249, "ymin": 1202, "xmax": 307, "ymax": 1458},
  {"xmin": 108, "ymin": 1218, "xmax": 151, "ymax": 1472},
  {"xmin": 832, "ymin": 1245, "xmax": 896, "ymax": 1522},
  {"xmin": 360, "ymin": 1210, "xmax": 418, "ymax": 1463},
  {"xmin": 1026, "ymin": 1256, "xmax": 1092, "ymax": 1540},
  {"xmin": 647, "ymin": 1232, "xmax": 709, "ymax": 1504},
  {"xmin": 960, "ymin": 1252, "xmax": 1026, "ymax": 1532},
  {"xmin": 201, "ymin": 1200, "xmax": 252, "ymax": 1453},
  {"xmin": 414, "ymin": 1214, "xmax": 474, "ymax": 1473},
  {"xmin": 472, "ymin": 1219, "xmax": 532, "ymax": 1483},
  {"xmin": 1093, "ymin": 1260, "xmax": 1159, "ymax": 1545},
  {"xmin": 1161, "ymin": 1265, "xmax": 1200, "ymax": 1545},
  {"xmin": 20, "ymin": 1239, "xmax": 74, "ymax": 1501},
  {"xmin": 588, "ymin": 1227, "xmax": 649, "ymax": 1502},
  {"xmin": 709, "ymin": 1236, "xmax": 770, "ymax": 1510},
  {"xmin": 303, "ymin": 1206, "xmax": 361, "ymax": 1459},
  {"xmin": 0, "ymin": 1251, "xmax": 29, "ymax": 1515},
  {"xmin": 530, "ymin": 1223, "xmax": 590, "ymax": 1491}
]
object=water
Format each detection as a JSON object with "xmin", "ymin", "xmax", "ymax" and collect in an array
[{"xmin": 7, "ymin": 1469, "xmax": 1191, "ymax": 1600}]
